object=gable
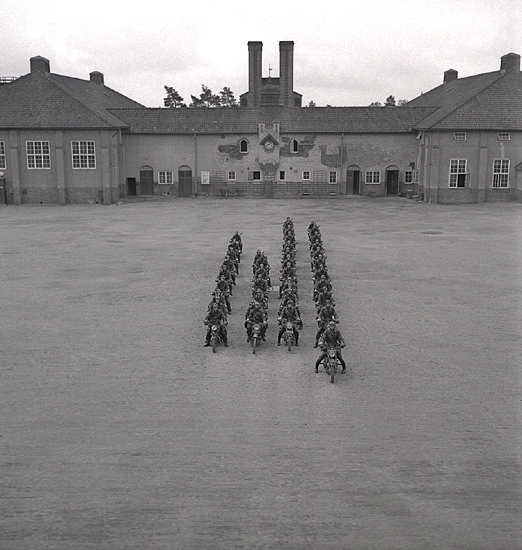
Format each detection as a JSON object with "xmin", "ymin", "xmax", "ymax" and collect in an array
[
  {"xmin": 411, "ymin": 70, "xmax": 522, "ymax": 131},
  {"xmin": 0, "ymin": 71, "xmax": 143, "ymax": 129}
]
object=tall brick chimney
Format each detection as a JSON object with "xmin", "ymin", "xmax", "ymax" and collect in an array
[
  {"xmin": 444, "ymin": 69, "xmax": 458, "ymax": 84},
  {"xmin": 30, "ymin": 56, "xmax": 50, "ymax": 74},
  {"xmin": 500, "ymin": 52, "xmax": 521, "ymax": 72},
  {"xmin": 248, "ymin": 41, "xmax": 263, "ymax": 108},
  {"xmin": 279, "ymin": 41, "xmax": 294, "ymax": 107}
]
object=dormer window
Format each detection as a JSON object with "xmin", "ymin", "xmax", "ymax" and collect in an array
[
  {"xmin": 239, "ymin": 139, "xmax": 248, "ymax": 153},
  {"xmin": 453, "ymin": 132, "xmax": 466, "ymax": 141}
]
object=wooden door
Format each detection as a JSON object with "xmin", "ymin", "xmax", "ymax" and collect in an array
[
  {"xmin": 264, "ymin": 174, "xmax": 274, "ymax": 197},
  {"xmin": 139, "ymin": 168, "xmax": 154, "ymax": 195},
  {"xmin": 347, "ymin": 170, "xmax": 360, "ymax": 195},
  {"xmin": 178, "ymin": 169, "xmax": 192, "ymax": 197},
  {"xmin": 386, "ymin": 170, "xmax": 399, "ymax": 195}
]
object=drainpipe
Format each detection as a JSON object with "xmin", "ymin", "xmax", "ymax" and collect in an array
[
  {"xmin": 423, "ymin": 132, "xmax": 431, "ymax": 202},
  {"xmin": 340, "ymin": 133, "xmax": 344, "ymax": 194},
  {"xmin": 193, "ymin": 131, "xmax": 198, "ymax": 196}
]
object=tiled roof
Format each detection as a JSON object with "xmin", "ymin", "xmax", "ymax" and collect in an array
[
  {"xmin": 408, "ymin": 69, "xmax": 522, "ymax": 130},
  {"xmin": 109, "ymin": 106, "xmax": 437, "ymax": 135},
  {"xmin": 109, "ymin": 108, "xmax": 262, "ymax": 134},
  {"xmin": 278, "ymin": 107, "xmax": 437, "ymax": 133},
  {"xmin": 0, "ymin": 71, "xmax": 143, "ymax": 129}
]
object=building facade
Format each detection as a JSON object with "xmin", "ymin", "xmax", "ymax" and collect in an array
[{"xmin": 0, "ymin": 45, "xmax": 520, "ymax": 204}]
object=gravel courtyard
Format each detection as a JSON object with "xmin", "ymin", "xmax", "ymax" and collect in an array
[{"xmin": 1, "ymin": 197, "xmax": 521, "ymax": 549}]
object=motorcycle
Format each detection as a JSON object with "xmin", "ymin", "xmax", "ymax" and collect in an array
[
  {"xmin": 282, "ymin": 320, "xmax": 297, "ymax": 351},
  {"xmin": 323, "ymin": 345, "xmax": 340, "ymax": 383},
  {"xmin": 210, "ymin": 324, "xmax": 223, "ymax": 353},
  {"xmin": 251, "ymin": 322, "xmax": 261, "ymax": 354},
  {"xmin": 324, "ymin": 347, "xmax": 338, "ymax": 384}
]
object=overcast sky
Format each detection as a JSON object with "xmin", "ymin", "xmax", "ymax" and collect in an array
[{"xmin": 2, "ymin": 0, "xmax": 521, "ymax": 108}]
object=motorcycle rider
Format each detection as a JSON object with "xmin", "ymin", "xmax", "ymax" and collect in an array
[
  {"xmin": 280, "ymin": 260, "xmax": 296, "ymax": 281},
  {"xmin": 315, "ymin": 284, "xmax": 335, "ymax": 310},
  {"xmin": 314, "ymin": 299, "xmax": 339, "ymax": 347},
  {"xmin": 215, "ymin": 274, "xmax": 232, "ymax": 313},
  {"xmin": 253, "ymin": 262, "xmax": 271, "ymax": 286},
  {"xmin": 204, "ymin": 302, "xmax": 228, "ymax": 347},
  {"xmin": 208, "ymin": 290, "xmax": 228, "ymax": 318},
  {"xmin": 315, "ymin": 321, "xmax": 346, "ymax": 374},
  {"xmin": 277, "ymin": 300, "xmax": 302, "ymax": 346},
  {"xmin": 245, "ymin": 302, "xmax": 267, "ymax": 342},
  {"xmin": 253, "ymin": 272, "xmax": 270, "ymax": 294},
  {"xmin": 226, "ymin": 244, "xmax": 240, "ymax": 274}
]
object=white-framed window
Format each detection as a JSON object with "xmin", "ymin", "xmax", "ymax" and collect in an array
[
  {"xmin": 405, "ymin": 169, "xmax": 419, "ymax": 184},
  {"xmin": 329, "ymin": 171, "xmax": 337, "ymax": 184},
  {"xmin": 497, "ymin": 133, "xmax": 510, "ymax": 141},
  {"xmin": 302, "ymin": 170, "xmax": 310, "ymax": 181},
  {"xmin": 290, "ymin": 139, "xmax": 299, "ymax": 153},
  {"xmin": 492, "ymin": 159, "xmax": 509, "ymax": 188},
  {"xmin": 158, "ymin": 171, "xmax": 173, "ymax": 184},
  {"xmin": 453, "ymin": 132, "xmax": 466, "ymax": 141},
  {"xmin": 201, "ymin": 171, "xmax": 210, "ymax": 185},
  {"xmin": 365, "ymin": 171, "xmax": 380, "ymax": 184},
  {"xmin": 0, "ymin": 141, "xmax": 5, "ymax": 169},
  {"xmin": 228, "ymin": 171, "xmax": 236, "ymax": 181},
  {"xmin": 26, "ymin": 140, "xmax": 51, "ymax": 169},
  {"xmin": 239, "ymin": 139, "xmax": 248, "ymax": 153},
  {"xmin": 279, "ymin": 171, "xmax": 286, "ymax": 181},
  {"xmin": 71, "ymin": 140, "xmax": 96, "ymax": 169},
  {"xmin": 248, "ymin": 170, "xmax": 261, "ymax": 181},
  {"xmin": 449, "ymin": 159, "xmax": 468, "ymax": 187}
]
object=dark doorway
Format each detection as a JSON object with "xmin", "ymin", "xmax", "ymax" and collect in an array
[
  {"xmin": 346, "ymin": 169, "xmax": 360, "ymax": 195},
  {"xmin": 178, "ymin": 167, "xmax": 193, "ymax": 197},
  {"xmin": 139, "ymin": 166, "xmax": 154, "ymax": 195},
  {"xmin": 127, "ymin": 177, "xmax": 136, "ymax": 196},
  {"xmin": 386, "ymin": 170, "xmax": 399, "ymax": 195},
  {"xmin": 264, "ymin": 173, "xmax": 274, "ymax": 197}
]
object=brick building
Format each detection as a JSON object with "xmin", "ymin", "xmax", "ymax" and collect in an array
[{"xmin": 0, "ymin": 44, "xmax": 520, "ymax": 204}]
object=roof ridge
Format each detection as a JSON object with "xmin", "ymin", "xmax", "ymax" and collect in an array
[
  {"xmin": 421, "ymin": 70, "xmax": 507, "ymax": 128},
  {"xmin": 47, "ymin": 72, "xmax": 126, "ymax": 127}
]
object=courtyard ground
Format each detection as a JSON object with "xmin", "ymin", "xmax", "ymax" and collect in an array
[{"xmin": 0, "ymin": 196, "xmax": 521, "ymax": 549}]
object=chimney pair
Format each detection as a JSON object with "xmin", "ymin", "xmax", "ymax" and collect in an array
[
  {"xmin": 444, "ymin": 52, "xmax": 521, "ymax": 83},
  {"xmin": 248, "ymin": 41, "xmax": 294, "ymax": 107},
  {"xmin": 29, "ymin": 56, "xmax": 104, "ymax": 84}
]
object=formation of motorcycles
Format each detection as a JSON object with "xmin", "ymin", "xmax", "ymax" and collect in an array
[
  {"xmin": 244, "ymin": 249, "xmax": 271, "ymax": 353},
  {"xmin": 308, "ymin": 220, "xmax": 347, "ymax": 382},
  {"xmin": 277, "ymin": 218, "xmax": 302, "ymax": 350},
  {"xmin": 204, "ymin": 220, "xmax": 347, "ymax": 381},
  {"xmin": 204, "ymin": 232, "xmax": 242, "ymax": 352}
]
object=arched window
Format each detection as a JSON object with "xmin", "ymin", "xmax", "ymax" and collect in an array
[
  {"xmin": 239, "ymin": 139, "xmax": 248, "ymax": 153},
  {"xmin": 290, "ymin": 139, "xmax": 299, "ymax": 153}
]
